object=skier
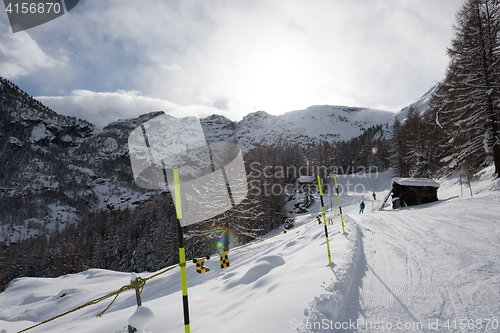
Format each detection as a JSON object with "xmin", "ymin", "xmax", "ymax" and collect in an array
[
  {"xmin": 372, "ymin": 192, "xmax": 376, "ymax": 200},
  {"xmin": 359, "ymin": 201, "xmax": 365, "ymax": 214}
]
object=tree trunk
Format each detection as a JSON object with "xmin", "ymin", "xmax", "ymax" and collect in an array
[
  {"xmin": 491, "ymin": 119, "xmax": 500, "ymax": 177},
  {"xmin": 223, "ymin": 229, "xmax": 230, "ymax": 252}
]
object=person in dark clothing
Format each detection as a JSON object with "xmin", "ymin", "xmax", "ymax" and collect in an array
[{"xmin": 359, "ymin": 201, "xmax": 365, "ymax": 214}]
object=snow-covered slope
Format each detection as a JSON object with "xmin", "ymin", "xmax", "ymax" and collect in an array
[
  {"xmin": 2, "ymin": 166, "xmax": 498, "ymax": 333},
  {"xmin": 0, "ymin": 197, "xmax": 358, "ymax": 333},
  {"xmin": 336, "ymin": 166, "xmax": 500, "ymax": 332}
]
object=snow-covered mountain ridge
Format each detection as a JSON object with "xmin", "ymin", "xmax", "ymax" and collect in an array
[
  {"xmin": 390, "ymin": 84, "xmax": 436, "ymax": 124},
  {"xmin": 203, "ymin": 105, "xmax": 394, "ymax": 151},
  {"xmin": 0, "ymin": 78, "xmax": 159, "ymax": 243},
  {"xmin": 0, "ymin": 76, "xmax": 398, "ymax": 243}
]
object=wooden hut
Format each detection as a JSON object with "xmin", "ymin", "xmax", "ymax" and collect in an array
[
  {"xmin": 383, "ymin": 178, "xmax": 440, "ymax": 209},
  {"xmin": 297, "ymin": 176, "xmax": 317, "ymax": 193}
]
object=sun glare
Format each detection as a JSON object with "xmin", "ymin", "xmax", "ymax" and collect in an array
[{"xmin": 230, "ymin": 43, "xmax": 320, "ymax": 115}]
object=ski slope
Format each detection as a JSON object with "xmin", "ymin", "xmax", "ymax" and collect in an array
[
  {"xmin": 1, "ymin": 168, "xmax": 499, "ymax": 333},
  {"xmin": 335, "ymin": 167, "xmax": 500, "ymax": 333},
  {"xmin": 0, "ymin": 195, "xmax": 358, "ymax": 333}
]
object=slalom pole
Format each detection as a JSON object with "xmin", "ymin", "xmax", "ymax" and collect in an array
[
  {"xmin": 466, "ymin": 167, "xmax": 473, "ymax": 197},
  {"xmin": 173, "ymin": 169, "xmax": 191, "ymax": 333},
  {"xmin": 460, "ymin": 173, "xmax": 464, "ymax": 197},
  {"xmin": 333, "ymin": 175, "xmax": 346, "ymax": 235},
  {"xmin": 317, "ymin": 176, "xmax": 332, "ymax": 266},
  {"xmin": 330, "ymin": 189, "xmax": 333, "ymax": 212}
]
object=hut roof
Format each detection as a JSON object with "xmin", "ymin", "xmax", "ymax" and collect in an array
[
  {"xmin": 392, "ymin": 178, "xmax": 440, "ymax": 188},
  {"xmin": 297, "ymin": 176, "xmax": 315, "ymax": 183}
]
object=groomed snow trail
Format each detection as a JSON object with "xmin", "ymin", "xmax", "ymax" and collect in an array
[{"xmin": 337, "ymin": 194, "xmax": 500, "ymax": 333}]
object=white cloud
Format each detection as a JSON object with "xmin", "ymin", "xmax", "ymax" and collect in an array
[
  {"xmin": 125, "ymin": 0, "xmax": 463, "ymax": 119},
  {"xmin": 161, "ymin": 64, "xmax": 182, "ymax": 71},
  {"xmin": 36, "ymin": 90, "xmax": 182, "ymax": 126},
  {"xmin": 6, "ymin": 0, "xmax": 466, "ymax": 122},
  {"xmin": 0, "ymin": 21, "xmax": 62, "ymax": 79}
]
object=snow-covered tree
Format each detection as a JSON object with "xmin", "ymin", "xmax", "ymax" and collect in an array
[
  {"xmin": 411, "ymin": 110, "xmax": 443, "ymax": 178},
  {"xmin": 431, "ymin": 0, "xmax": 500, "ymax": 176},
  {"xmin": 389, "ymin": 117, "xmax": 411, "ymax": 177},
  {"xmin": 402, "ymin": 107, "xmax": 442, "ymax": 178}
]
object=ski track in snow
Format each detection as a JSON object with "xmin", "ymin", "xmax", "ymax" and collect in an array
[{"xmin": 337, "ymin": 195, "xmax": 500, "ymax": 333}]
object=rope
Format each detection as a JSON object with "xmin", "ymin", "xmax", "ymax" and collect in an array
[
  {"xmin": 95, "ymin": 276, "xmax": 146, "ymax": 318},
  {"xmin": 17, "ymin": 264, "xmax": 178, "ymax": 333}
]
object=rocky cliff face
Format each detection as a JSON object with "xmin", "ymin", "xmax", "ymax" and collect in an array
[{"xmin": 0, "ymin": 78, "xmax": 159, "ymax": 242}]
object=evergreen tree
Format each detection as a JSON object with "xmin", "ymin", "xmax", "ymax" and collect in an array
[
  {"xmin": 389, "ymin": 117, "xmax": 411, "ymax": 177},
  {"xmin": 431, "ymin": 0, "xmax": 500, "ymax": 176},
  {"xmin": 302, "ymin": 184, "xmax": 315, "ymax": 208},
  {"xmin": 411, "ymin": 110, "xmax": 443, "ymax": 178}
]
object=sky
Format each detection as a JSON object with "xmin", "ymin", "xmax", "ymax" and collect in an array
[{"xmin": 0, "ymin": 0, "xmax": 465, "ymax": 127}]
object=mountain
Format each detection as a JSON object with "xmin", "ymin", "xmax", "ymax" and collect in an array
[
  {"xmin": 209, "ymin": 106, "xmax": 394, "ymax": 151},
  {"xmin": 0, "ymin": 78, "xmax": 155, "ymax": 243},
  {"xmin": 0, "ymin": 77, "xmax": 395, "ymax": 243},
  {"xmin": 390, "ymin": 84, "xmax": 437, "ymax": 124}
]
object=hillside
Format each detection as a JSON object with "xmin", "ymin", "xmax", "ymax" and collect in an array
[{"xmin": 1, "ymin": 166, "xmax": 498, "ymax": 332}]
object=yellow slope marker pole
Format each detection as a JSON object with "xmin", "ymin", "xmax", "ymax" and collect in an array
[
  {"xmin": 334, "ymin": 175, "xmax": 346, "ymax": 235},
  {"xmin": 317, "ymin": 176, "xmax": 332, "ymax": 266},
  {"xmin": 173, "ymin": 169, "xmax": 191, "ymax": 333}
]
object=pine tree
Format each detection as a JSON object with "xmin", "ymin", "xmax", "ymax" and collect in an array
[
  {"xmin": 302, "ymin": 184, "xmax": 315, "ymax": 208},
  {"xmin": 431, "ymin": 0, "xmax": 500, "ymax": 176},
  {"xmin": 403, "ymin": 107, "xmax": 441, "ymax": 178},
  {"xmin": 389, "ymin": 117, "xmax": 411, "ymax": 177},
  {"xmin": 411, "ymin": 110, "xmax": 443, "ymax": 178}
]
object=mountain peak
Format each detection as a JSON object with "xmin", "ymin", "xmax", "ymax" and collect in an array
[{"xmin": 105, "ymin": 111, "xmax": 166, "ymax": 130}]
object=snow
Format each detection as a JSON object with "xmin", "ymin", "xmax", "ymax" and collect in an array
[
  {"xmin": 0, "ymin": 196, "xmax": 354, "ymax": 332},
  {"xmin": 29, "ymin": 124, "xmax": 54, "ymax": 143},
  {"xmin": 392, "ymin": 177, "xmax": 440, "ymax": 188},
  {"xmin": 1, "ymin": 167, "xmax": 499, "ymax": 332},
  {"xmin": 392, "ymin": 85, "xmax": 437, "ymax": 124},
  {"xmin": 234, "ymin": 106, "xmax": 394, "ymax": 151},
  {"xmin": 298, "ymin": 176, "xmax": 316, "ymax": 183},
  {"xmin": 128, "ymin": 307, "xmax": 154, "ymax": 332},
  {"xmin": 8, "ymin": 137, "xmax": 22, "ymax": 147},
  {"xmin": 336, "ymin": 168, "xmax": 500, "ymax": 332},
  {"xmin": 0, "ymin": 204, "xmax": 78, "ymax": 243},
  {"xmin": 61, "ymin": 135, "xmax": 73, "ymax": 143},
  {"xmin": 68, "ymin": 165, "xmax": 96, "ymax": 177}
]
